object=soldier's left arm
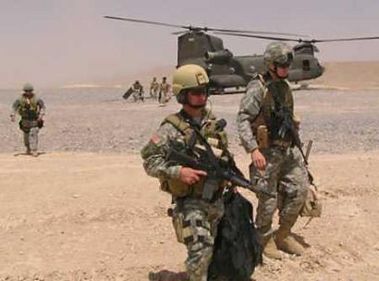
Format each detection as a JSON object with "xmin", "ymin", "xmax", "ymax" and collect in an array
[{"xmin": 37, "ymin": 98, "xmax": 46, "ymax": 118}]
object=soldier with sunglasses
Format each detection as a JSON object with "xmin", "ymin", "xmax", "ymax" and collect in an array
[
  {"xmin": 142, "ymin": 65, "xmax": 230, "ymax": 281},
  {"xmin": 237, "ymin": 42, "xmax": 309, "ymax": 260}
]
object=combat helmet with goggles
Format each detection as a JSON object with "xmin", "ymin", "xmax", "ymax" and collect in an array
[
  {"xmin": 264, "ymin": 42, "xmax": 294, "ymax": 69},
  {"xmin": 172, "ymin": 64, "xmax": 209, "ymax": 104}
]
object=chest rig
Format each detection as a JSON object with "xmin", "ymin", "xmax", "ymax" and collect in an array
[
  {"xmin": 251, "ymin": 76, "xmax": 294, "ymax": 146},
  {"xmin": 160, "ymin": 110, "xmax": 229, "ymax": 198},
  {"xmin": 18, "ymin": 96, "xmax": 39, "ymax": 120}
]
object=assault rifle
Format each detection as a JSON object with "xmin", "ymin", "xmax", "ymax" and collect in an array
[
  {"xmin": 166, "ymin": 119, "xmax": 275, "ymax": 200},
  {"xmin": 276, "ymin": 106, "xmax": 315, "ymax": 186}
]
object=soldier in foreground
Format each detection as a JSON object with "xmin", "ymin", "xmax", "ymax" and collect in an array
[
  {"xmin": 10, "ymin": 83, "xmax": 46, "ymax": 157},
  {"xmin": 237, "ymin": 42, "xmax": 309, "ymax": 259},
  {"xmin": 141, "ymin": 65, "xmax": 229, "ymax": 281}
]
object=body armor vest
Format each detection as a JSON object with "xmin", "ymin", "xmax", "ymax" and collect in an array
[
  {"xmin": 251, "ymin": 78, "xmax": 294, "ymax": 144},
  {"xmin": 160, "ymin": 111, "xmax": 229, "ymax": 198},
  {"xmin": 18, "ymin": 96, "xmax": 39, "ymax": 120}
]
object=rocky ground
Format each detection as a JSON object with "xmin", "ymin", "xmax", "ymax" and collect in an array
[
  {"xmin": 0, "ymin": 83, "xmax": 378, "ymax": 280},
  {"xmin": 0, "ymin": 87, "xmax": 378, "ymax": 155}
]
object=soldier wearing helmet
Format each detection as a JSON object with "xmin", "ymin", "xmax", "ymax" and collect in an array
[
  {"xmin": 10, "ymin": 83, "xmax": 46, "ymax": 156},
  {"xmin": 237, "ymin": 42, "xmax": 309, "ymax": 259},
  {"xmin": 141, "ymin": 65, "xmax": 229, "ymax": 281}
]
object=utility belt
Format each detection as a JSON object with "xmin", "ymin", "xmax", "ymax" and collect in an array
[
  {"xmin": 19, "ymin": 119, "xmax": 39, "ymax": 132},
  {"xmin": 255, "ymin": 125, "xmax": 292, "ymax": 150},
  {"xmin": 271, "ymin": 139, "xmax": 293, "ymax": 150}
]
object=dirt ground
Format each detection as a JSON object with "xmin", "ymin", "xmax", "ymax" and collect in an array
[
  {"xmin": 1, "ymin": 62, "xmax": 379, "ymax": 280},
  {"xmin": 0, "ymin": 152, "xmax": 378, "ymax": 281}
]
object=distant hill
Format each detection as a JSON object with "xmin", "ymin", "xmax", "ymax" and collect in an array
[
  {"xmin": 311, "ymin": 61, "xmax": 379, "ymax": 90},
  {"xmin": 70, "ymin": 61, "xmax": 379, "ymax": 90}
]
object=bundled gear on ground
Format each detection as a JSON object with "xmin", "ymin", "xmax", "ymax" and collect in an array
[{"xmin": 208, "ymin": 189, "xmax": 262, "ymax": 281}]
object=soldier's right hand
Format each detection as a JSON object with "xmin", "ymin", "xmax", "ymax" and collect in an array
[
  {"xmin": 179, "ymin": 167, "xmax": 207, "ymax": 185},
  {"xmin": 251, "ymin": 148, "xmax": 266, "ymax": 170}
]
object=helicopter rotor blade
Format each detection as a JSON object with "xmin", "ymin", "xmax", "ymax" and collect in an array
[
  {"xmin": 172, "ymin": 31, "xmax": 188, "ymax": 35},
  {"xmin": 207, "ymin": 28, "xmax": 305, "ymax": 37},
  {"xmin": 104, "ymin": 16, "xmax": 187, "ymax": 29},
  {"xmin": 216, "ymin": 32, "xmax": 379, "ymax": 45},
  {"xmin": 308, "ymin": 36, "xmax": 379, "ymax": 43},
  {"xmin": 104, "ymin": 15, "xmax": 306, "ymax": 37},
  {"xmin": 215, "ymin": 32, "xmax": 301, "ymax": 42}
]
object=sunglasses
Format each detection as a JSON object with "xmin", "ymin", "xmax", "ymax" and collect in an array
[{"xmin": 275, "ymin": 62, "xmax": 291, "ymax": 68}]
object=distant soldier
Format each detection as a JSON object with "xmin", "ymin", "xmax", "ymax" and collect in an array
[
  {"xmin": 158, "ymin": 76, "xmax": 171, "ymax": 106},
  {"xmin": 237, "ymin": 42, "xmax": 309, "ymax": 259},
  {"xmin": 131, "ymin": 80, "xmax": 144, "ymax": 102},
  {"xmin": 149, "ymin": 77, "xmax": 159, "ymax": 99},
  {"xmin": 10, "ymin": 83, "xmax": 46, "ymax": 157}
]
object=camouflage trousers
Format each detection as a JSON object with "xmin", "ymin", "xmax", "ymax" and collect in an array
[
  {"xmin": 23, "ymin": 127, "xmax": 39, "ymax": 153},
  {"xmin": 172, "ymin": 197, "xmax": 224, "ymax": 281},
  {"xmin": 250, "ymin": 147, "xmax": 308, "ymax": 237},
  {"xmin": 158, "ymin": 92, "xmax": 168, "ymax": 105}
]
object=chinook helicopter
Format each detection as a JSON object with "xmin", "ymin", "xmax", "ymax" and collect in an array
[{"xmin": 104, "ymin": 16, "xmax": 379, "ymax": 94}]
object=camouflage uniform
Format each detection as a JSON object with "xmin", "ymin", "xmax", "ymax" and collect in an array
[
  {"xmin": 131, "ymin": 81, "xmax": 144, "ymax": 102},
  {"xmin": 141, "ymin": 110, "xmax": 226, "ymax": 281},
  {"xmin": 159, "ymin": 80, "xmax": 171, "ymax": 105},
  {"xmin": 237, "ymin": 77, "xmax": 308, "ymax": 242},
  {"xmin": 12, "ymin": 94, "xmax": 46, "ymax": 154},
  {"xmin": 150, "ymin": 78, "xmax": 160, "ymax": 99}
]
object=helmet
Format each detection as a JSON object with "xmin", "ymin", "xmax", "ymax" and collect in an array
[
  {"xmin": 172, "ymin": 65, "xmax": 209, "ymax": 103},
  {"xmin": 23, "ymin": 83, "xmax": 34, "ymax": 92},
  {"xmin": 264, "ymin": 42, "xmax": 293, "ymax": 68}
]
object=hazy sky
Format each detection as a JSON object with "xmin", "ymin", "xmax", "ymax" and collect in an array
[{"xmin": 1, "ymin": 0, "xmax": 379, "ymax": 88}]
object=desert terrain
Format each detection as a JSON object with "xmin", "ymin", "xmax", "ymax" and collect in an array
[{"xmin": 0, "ymin": 62, "xmax": 378, "ymax": 281}]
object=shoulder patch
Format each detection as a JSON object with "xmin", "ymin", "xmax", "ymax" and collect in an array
[{"xmin": 150, "ymin": 133, "xmax": 161, "ymax": 144}]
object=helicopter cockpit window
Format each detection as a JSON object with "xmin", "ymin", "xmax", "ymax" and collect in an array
[{"xmin": 302, "ymin": 60, "xmax": 310, "ymax": 71}]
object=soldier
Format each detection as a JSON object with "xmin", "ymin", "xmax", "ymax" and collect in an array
[
  {"xmin": 149, "ymin": 77, "xmax": 160, "ymax": 99},
  {"xmin": 141, "ymin": 65, "xmax": 229, "ymax": 281},
  {"xmin": 131, "ymin": 80, "xmax": 144, "ymax": 102},
  {"xmin": 158, "ymin": 76, "xmax": 171, "ymax": 106},
  {"xmin": 237, "ymin": 42, "xmax": 309, "ymax": 259},
  {"xmin": 10, "ymin": 83, "xmax": 46, "ymax": 157}
]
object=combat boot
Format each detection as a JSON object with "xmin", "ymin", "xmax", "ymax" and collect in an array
[
  {"xmin": 275, "ymin": 227, "xmax": 304, "ymax": 256},
  {"xmin": 261, "ymin": 235, "xmax": 282, "ymax": 260}
]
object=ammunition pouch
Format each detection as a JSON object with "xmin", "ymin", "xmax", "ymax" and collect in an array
[
  {"xmin": 19, "ymin": 119, "xmax": 38, "ymax": 132},
  {"xmin": 300, "ymin": 186, "xmax": 322, "ymax": 218},
  {"xmin": 256, "ymin": 125, "xmax": 269, "ymax": 149},
  {"xmin": 172, "ymin": 211, "xmax": 186, "ymax": 243},
  {"xmin": 37, "ymin": 119, "xmax": 44, "ymax": 129}
]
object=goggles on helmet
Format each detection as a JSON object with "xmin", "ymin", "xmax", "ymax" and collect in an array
[{"xmin": 274, "ymin": 53, "xmax": 293, "ymax": 68}]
